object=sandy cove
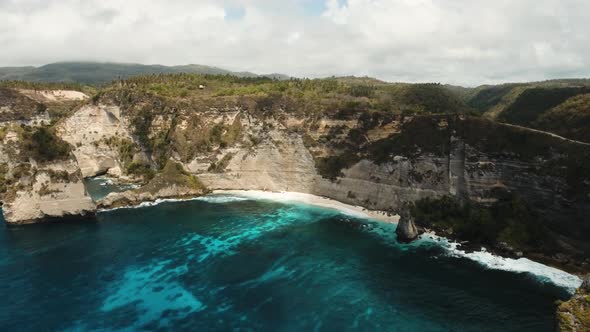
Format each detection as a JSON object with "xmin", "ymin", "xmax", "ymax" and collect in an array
[{"xmin": 212, "ymin": 190, "xmax": 400, "ymax": 224}]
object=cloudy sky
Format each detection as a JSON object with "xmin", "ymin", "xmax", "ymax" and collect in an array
[{"xmin": 0, "ymin": 0, "xmax": 588, "ymax": 85}]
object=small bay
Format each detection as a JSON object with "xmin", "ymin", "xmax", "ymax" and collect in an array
[{"xmin": 0, "ymin": 197, "xmax": 571, "ymax": 331}]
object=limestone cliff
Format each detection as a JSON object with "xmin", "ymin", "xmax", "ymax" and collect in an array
[
  {"xmin": 0, "ymin": 87, "xmax": 96, "ymax": 224},
  {"xmin": 53, "ymin": 86, "xmax": 589, "ymax": 267},
  {"xmin": 1, "ymin": 160, "xmax": 95, "ymax": 224},
  {"xmin": 3, "ymin": 78, "xmax": 590, "ymax": 273},
  {"xmin": 57, "ymin": 104, "xmax": 134, "ymax": 177}
]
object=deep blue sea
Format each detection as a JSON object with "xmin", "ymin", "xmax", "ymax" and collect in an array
[{"xmin": 0, "ymin": 194, "xmax": 574, "ymax": 331}]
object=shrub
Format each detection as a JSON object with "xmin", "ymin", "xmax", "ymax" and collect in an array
[
  {"xmin": 19, "ymin": 126, "xmax": 71, "ymax": 162},
  {"xmin": 411, "ymin": 194, "xmax": 550, "ymax": 251}
]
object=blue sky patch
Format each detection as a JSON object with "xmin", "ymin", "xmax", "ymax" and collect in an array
[{"xmin": 225, "ymin": 6, "xmax": 246, "ymax": 21}]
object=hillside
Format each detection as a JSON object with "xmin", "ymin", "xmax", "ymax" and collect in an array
[
  {"xmin": 465, "ymin": 80, "xmax": 590, "ymax": 143},
  {"xmin": 0, "ymin": 62, "xmax": 289, "ymax": 85}
]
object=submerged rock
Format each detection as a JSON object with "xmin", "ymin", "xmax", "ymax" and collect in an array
[{"xmin": 395, "ymin": 209, "xmax": 420, "ymax": 243}]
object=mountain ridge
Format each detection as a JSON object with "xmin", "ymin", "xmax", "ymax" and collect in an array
[{"xmin": 0, "ymin": 62, "xmax": 291, "ymax": 85}]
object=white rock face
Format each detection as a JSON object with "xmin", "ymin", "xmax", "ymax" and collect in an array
[
  {"xmin": 2, "ymin": 161, "xmax": 96, "ymax": 224},
  {"xmin": 198, "ymin": 133, "xmax": 317, "ymax": 193},
  {"xmin": 18, "ymin": 89, "xmax": 89, "ymax": 102},
  {"xmin": 57, "ymin": 104, "xmax": 133, "ymax": 177}
]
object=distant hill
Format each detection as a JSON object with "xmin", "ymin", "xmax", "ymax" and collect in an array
[
  {"xmin": 0, "ymin": 62, "xmax": 290, "ymax": 85},
  {"xmin": 464, "ymin": 79, "xmax": 590, "ymax": 143}
]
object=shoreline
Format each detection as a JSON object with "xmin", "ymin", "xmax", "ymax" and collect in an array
[
  {"xmin": 212, "ymin": 190, "xmax": 400, "ymax": 224},
  {"xmin": 94, "ymin": 189, "xmax": 582, "ymax": 293},
  {"xmin": 213, "ymin": 190, "xmax": 582, "ymax": 293}
]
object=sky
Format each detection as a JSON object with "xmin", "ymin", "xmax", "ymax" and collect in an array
[{"xmin": 0, "ymin": 0, "xmax": 589, "ymax": 86}]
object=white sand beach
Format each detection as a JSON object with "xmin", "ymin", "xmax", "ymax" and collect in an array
[{"xmin": 213, "ymin": 190, "xmax": 400, "ymax": 223}]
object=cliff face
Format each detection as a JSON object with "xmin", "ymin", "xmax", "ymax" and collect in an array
[
  {"xmin": 2, "ymin": 80, "xmax": 589, "ymax": 270},
  {"xmin": 0, "ymin": 87, "xmax": 96, "ymax": 224},
  {"xmin": 1, "ymin": 160, "xmax": 95, "ymax": 224},
  {"xmin": 57, "ymin": 104, "xmax": 133, "ymax": 178},
  {"xmin": 0, "ymin": 130, "xmax": 96, "ymax": 224},
  {"xmin": 54, "ymin": 95, "xmax": 590, "ymax": 268}
]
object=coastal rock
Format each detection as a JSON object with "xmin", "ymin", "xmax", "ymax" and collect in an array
[
  {"xmin": 98, "ymin": 184, "xmax": 206, "ymax": 209},
  {"xmin": 556, "ymin": 277, "xmax": 590, "ymax": 332},
  {"xmin": 98, "ymin": 160, "xmax": 209, "ymax": 209},
  {"xmin": 395, "ymin": 209, "xmax": 420, "ymax": 243},
  {"xmin": 1, "ymin": 161, "xmax": 96, "ymax": 224},
  {"xmin": 56, "ymin": 104, "xmax": 133, "ymax": 177}
]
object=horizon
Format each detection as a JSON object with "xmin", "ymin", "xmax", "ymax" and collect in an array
[
  {"xmin": 2, "ymin": 60, "xmax": 590, "ymax": 88},
  {"xmin": 1, "ymin": 0, "xmax": 589, "ymax": 86}
]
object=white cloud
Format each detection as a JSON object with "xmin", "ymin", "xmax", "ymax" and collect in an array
[{"xmin": 0, "ymin": 0, "xmax": 589, "ymax": 85}]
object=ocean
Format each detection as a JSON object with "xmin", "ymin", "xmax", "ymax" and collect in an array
[{"xmin": 0, "ymin": 193, "xmax": 578, "ymax": 331}]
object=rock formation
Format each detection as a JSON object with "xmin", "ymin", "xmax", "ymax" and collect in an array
[
  {"xmin": 395, "ymin": 208, "xmax": 420, "ymax": 243},
  {"xmin": 98, "ymin": 160, "xmax": 209, "ymax": 209},
  {"xmin": 557, "ymin": 274, "xmax": 590, "ymax": 331}
]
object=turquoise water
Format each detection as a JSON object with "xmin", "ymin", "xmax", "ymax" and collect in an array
[
  {"xmin": 84, "ymin": 177, "xmax": 139, "ymax": 201},
  {"xmin": 0, "ymin": 198, "xmax": 571, "ymax": 331}
]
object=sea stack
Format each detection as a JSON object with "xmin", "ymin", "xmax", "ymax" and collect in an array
[{"xmin": 395, "ymin": 208, "xmax": 420, "ymax": 243}]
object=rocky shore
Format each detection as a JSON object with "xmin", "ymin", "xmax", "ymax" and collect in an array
[{"xmin": 557, "ymin": 275, "xmax": 590, "ymax": 331}]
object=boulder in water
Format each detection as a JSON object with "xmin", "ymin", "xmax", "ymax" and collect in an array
[{"xmin": 396, "ymin": 209, "xmax": 420, "ymax": 243}]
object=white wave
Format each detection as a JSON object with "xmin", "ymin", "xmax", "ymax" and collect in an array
[
  {"xmin": 195, "ymin": 195, "xmax": 251, "ymax": 204},
  {"xmin": 97, "ymin": 197, "xmax": 203, "ymax": 213},
  {"xmin": 420, "ymin": 233, "xmax": 582, "ymax": 293},
  {"xmin": 212, "ymin": 190, "xmax": 398, "ymax": 222},
  {"xmin": 98, "ymin": 195, "xmax": 251, "ymax": 213}
]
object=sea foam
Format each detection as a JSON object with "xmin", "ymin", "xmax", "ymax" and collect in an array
[{"xmin": 420, "ymin": 234, "xmax": 583, "ymax": 293}]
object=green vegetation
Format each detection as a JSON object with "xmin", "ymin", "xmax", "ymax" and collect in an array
[
  {"xmin": 0, "ymin": 62, "xmax": 273, "ymax": 85},
  {"xmin": 0, "ymin": 87, "xmax": 39, "ymax": 121},
  {"xmin": 126, "ymin": 163, "xmax": 155, "ymax": 180},
  {"xmin": 534, "ymin": 93, "xmax": 590, "ymax": 143},
  {"xmin": 90, "ymin": 73, "xmax": 474, "ymax": 175},
  {"xmin": 467, "ymin": 84, "xmax": 521, "ymax": 112},
  {"xmin": 0, "ymin": 80, "xmax": 96, "ymax": 95},
  {"xmin": 460, "ymin": 117, "xmax": 570, "ymax": 160},
  {"xmin": 102, "ymin": 74, "xmax": 467, "ymax": 116},
  {"xmin": 411, "ymin": 194, "xmax": 550, "ymax": 251},
  {"xmin": 0, "ymin": 163, "xmax": 8, "ymax": 194},
  {"xmin": 498, "ymin": 87, "xmax": 590, "ymax": 126},
  {"xmin": 208, "ymin": 153, "xmax": 234, "ymax": 173},
  {"xmin": 140, "ymin": 160, "xmax": 207, "ymax": 195},
  {"xmin": 0, "ymin": 84, "xmax": 92, "ymax": 122},
  {"xmin": 46, "ymin": 169, "xmax": 72, "ymax": 182},
  {"xmin": 315, "ymin": 154, "xmax": 359, "ymax": 180},
  {"xmin": 367, "ymin": 115, "xmax": 451, "ymax": 162},
  {"xmin": 18, "ymin": 126, "xmax": 71, "ymax": 162},
  {"xmin": 557, "ymin": 288, "xmax": 590, "ymax": 332},
  {"xmin": 313, "ymin": 114, "xmax": 452, "ymax": 179}
]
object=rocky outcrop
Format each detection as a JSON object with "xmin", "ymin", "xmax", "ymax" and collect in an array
[
  {"xmin": 395, "ymin": 209, "xmax": 420, "ymax": 243},
  {"xmin": 557, "ymin": 275, "xmax": 590, "ymax": 331},
  {"xmin": 57, "ymin": 104, "xmax": 133, "ymax": 177},
  {"xmin": 0, "ymin": 88, "xmax": 97, "ymax": 224},
  {"xmin": 1, "ymin": 160, "xmax": 96, "ymax": 224},
  {"xmin": 98, "ymin": 160, "xmax": 209, "ymax": 209},
  {"xmin": 98, "ymin": 184, "xmax": 206, "ymax": 210}
]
